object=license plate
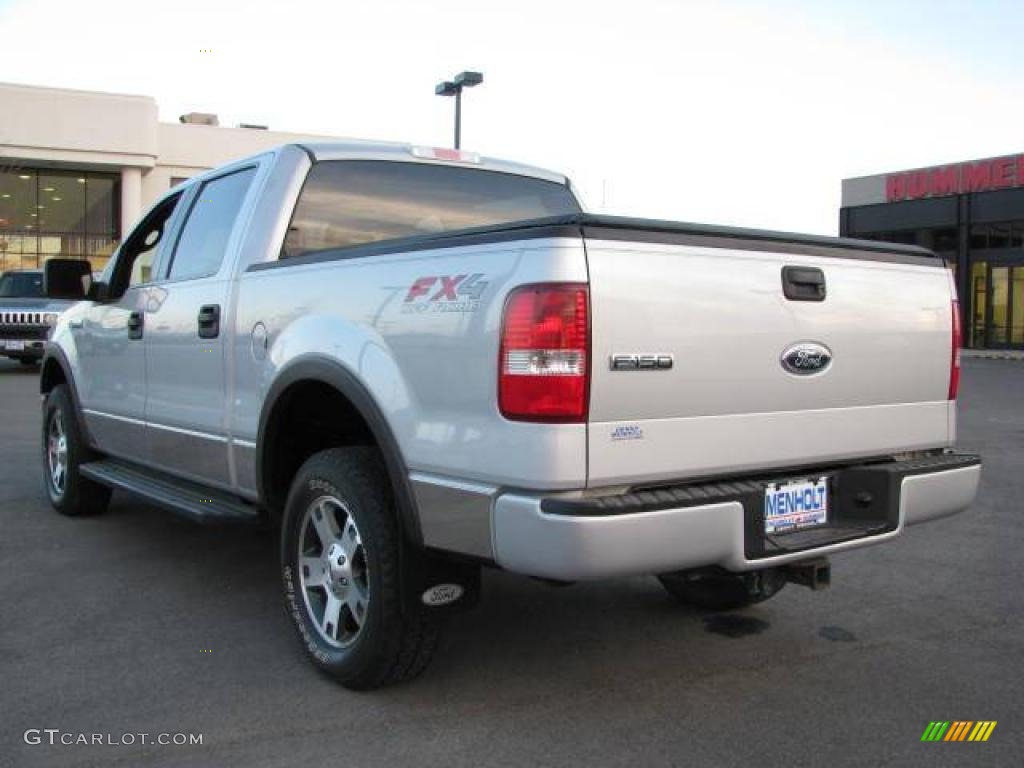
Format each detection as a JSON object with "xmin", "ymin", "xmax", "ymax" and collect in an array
[
  {"xmin": 764, "ymin": 477, "xmax": 828, "ymax": 534},
  {"xmin": 3, "ymin": 340, "xmax": 25, "ymax": 351}
]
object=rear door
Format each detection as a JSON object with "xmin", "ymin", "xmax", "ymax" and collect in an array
[
  {"xmin": 143, "ymin": 164, "xmax": 259, "ymax": 488},
  {"xmin": 585, "ymin": 231, "xmax": 954, "ymax": 487}
]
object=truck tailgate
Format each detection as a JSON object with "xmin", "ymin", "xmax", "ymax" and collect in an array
[{"xmin": 585, "ymin": 226, "xmax": 954, "ymax": 488}]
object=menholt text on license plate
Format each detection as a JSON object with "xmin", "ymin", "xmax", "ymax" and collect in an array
[{"xmin": 764, "ymin": 477, "xmax": 828, "ymax": 534}]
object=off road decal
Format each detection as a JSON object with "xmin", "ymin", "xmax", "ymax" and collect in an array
[{"xmin": 401, "ymin": 273, "xmax": 488, "ymax": 314}]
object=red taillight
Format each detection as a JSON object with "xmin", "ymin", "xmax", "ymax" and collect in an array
[
  {"xmin": 499, "ymin": 284, "xmax": 589, "ymax": 422},
  {"xmin": 949, "ymin": 298, "xmax": 962, "ymax": 400}
]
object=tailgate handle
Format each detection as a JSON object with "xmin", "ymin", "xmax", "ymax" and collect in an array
[{"xmin": 781, "ymin": 266, "xmax": 826, "ymax": 302}]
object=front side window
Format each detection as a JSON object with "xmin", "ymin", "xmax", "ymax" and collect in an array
[
  {"xmin": 282, "ymin": 161, "xmax": 581, "ymax": 258},
  {"xmin": 167, "ymin": 168, "xmax": 256, "ymax": 281},
  {"xmin": 107, "ymin": 192, "xmax": 183, "ymax": 297}
]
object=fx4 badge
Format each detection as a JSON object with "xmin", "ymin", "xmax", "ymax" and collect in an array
[{"xmin": 402, "ymin": 273, "xmax": 489, "ymax": 314}]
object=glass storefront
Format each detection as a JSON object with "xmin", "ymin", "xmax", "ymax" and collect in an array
[
  {"xmin": 842, "ymin": 165, "xmax": 1024, "ymax": 350},
  {"xmin": 859, "ymin": 219, "xmax": 1024, "ymax": 350},
  {"xmin": 0, "ymin": 168, "xmax": 120, "ymax": 275},
  {"xmin": 970, "ymin": 260, "xmax": 1024, "ymax": 348}
]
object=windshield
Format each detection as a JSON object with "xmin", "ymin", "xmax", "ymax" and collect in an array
[{"xmin": 0, "ymin": 272, "xmax": 44, "ymax": 298}]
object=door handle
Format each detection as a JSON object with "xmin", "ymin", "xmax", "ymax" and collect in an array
[
  {"xmin": 127, "ymin": 311, "xmax": 144, "ymax": 340},
  {"xmin": 198, "ymin": 304, "xmax": 221, "ymax": 339},
  {"xmin": 781, "ymin": 266, "xmax": 826, "ymax": 302}
]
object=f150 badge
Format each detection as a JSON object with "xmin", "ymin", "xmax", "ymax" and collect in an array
[
  {"xmin": 780, "ymin": 342, "xmax": 832, "ymax": 375},
  {"xmin": 610, "ymin": 354, "xmax": 674, "ymax": 371},
  {"xmin": 402, "ymin": 273, "xmax": 488, "ymax": 314}
]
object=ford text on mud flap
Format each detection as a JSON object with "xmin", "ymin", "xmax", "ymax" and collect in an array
[{"xmin": 38, "ymin": 141, "xmax": 980, "ymax": 689}]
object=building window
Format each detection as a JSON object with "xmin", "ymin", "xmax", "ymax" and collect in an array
[
  {"xmin": 0, "ymin": 167, "xmax": 120, "ymax": 274},
  {"xmin": 970, "ymin": 221, "xmax": 1024, "ymax": 251}
]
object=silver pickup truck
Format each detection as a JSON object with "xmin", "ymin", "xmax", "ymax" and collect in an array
[{"xmin": 40, "ymin": 141, "xmax": 981, "ymax": 689}]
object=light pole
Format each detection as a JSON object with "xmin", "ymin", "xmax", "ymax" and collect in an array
[{"xmin": 435, "ymin": 71, "xmax": 483, "ymax": 149}]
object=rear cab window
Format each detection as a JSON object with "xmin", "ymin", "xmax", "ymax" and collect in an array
[{"xmin": 282, "ymin": 160, "xmax": 581, "ymax": 259}]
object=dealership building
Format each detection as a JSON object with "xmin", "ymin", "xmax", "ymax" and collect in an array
[
  {"xmin": 842, "ymin": 153, "xmax": 1024, "ymax": 350},
  {"xmin": 4, "ymin": 82, "xmax": 1022, "ymax": 351},
  {"xmin": 0, "ymin": 82, "xmax": 340, "ymax": 276}
]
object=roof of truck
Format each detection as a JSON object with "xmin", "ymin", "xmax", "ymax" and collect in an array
[{"xmin": 295, "ymin": 141, "xmax": 570, "ymax": 186}]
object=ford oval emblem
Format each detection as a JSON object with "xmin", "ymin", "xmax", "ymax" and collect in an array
[
  {"xmin": 421, "ymin": 583, "xmax": 465, "ymax": 607},
  {"xmin": 781, "ymin": 342, "xmax": 832, "ymax": 376}
]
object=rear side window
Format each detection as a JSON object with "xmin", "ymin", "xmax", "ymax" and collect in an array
[
  {"xmin": 282, "ymin": 160, "xmax": 581, "ymax": 258},
  {"xmin": 167, "ymin": 167, "xmax": 256, "ymax": 281}
]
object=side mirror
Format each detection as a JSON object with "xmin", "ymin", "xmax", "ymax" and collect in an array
[
  {"xmin": 88, "ymin": 281, "xmax": 110, "ymax": 302},
  {"xmin": 44, "ymin": 259, "xmax": 92, "ymax": 300}
]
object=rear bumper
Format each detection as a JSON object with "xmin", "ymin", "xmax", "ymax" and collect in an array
[{"xmin": 492, "ymin": 453, "xmax": 981, "ymax": 580}]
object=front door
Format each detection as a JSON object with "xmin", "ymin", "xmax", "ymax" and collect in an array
[
  {"xmin": 144, "ymin": 165, "xmax": 258, "ymax": 489},
  {"xmin": 76, "ymin": 193, "xmax": 183, "ymax": 460},
  {"xmin": 75, "ymin": 290, "xmax": 148, "ymax": 459}
]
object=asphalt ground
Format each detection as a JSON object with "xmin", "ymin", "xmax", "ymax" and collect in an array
[{"xmin": 1, "ymin": 357, "xmax": 1021, "ymax": 767}]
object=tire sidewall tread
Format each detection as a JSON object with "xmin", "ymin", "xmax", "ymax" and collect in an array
[
  {"xmin": 41, "ymin": 384, "xmax": 110, "ymax": 516},
  {"xmin": 280, "ymin": 446, "xmax": 438, "ymax": 690}
]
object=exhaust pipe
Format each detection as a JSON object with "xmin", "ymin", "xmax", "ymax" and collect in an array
[{"xmin": 784, "ymin": 557, "xmax": 831, "ymax": 591}]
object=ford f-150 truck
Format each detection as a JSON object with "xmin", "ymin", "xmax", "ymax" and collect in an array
[{"xmin": 39, "ymin": 141, "xmax": 981, "ymax": 689}]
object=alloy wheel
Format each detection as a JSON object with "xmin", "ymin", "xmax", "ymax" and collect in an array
[
  {"xmin": 298, "ymin": 495, "xmax": 370, "ymax": 648},
  {"xmin": 47, "ymin": 410, "xmax": 68, "ymax": 496}
]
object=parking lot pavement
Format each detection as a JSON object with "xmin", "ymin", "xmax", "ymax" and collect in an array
[{"xmin": 2, "ymin": 357, "xmax": 1022, "ymax": 768}]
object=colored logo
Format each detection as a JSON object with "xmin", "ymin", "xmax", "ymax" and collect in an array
[
  {"xmin": 402, "ymin": 273, "xmax": 488, "ymax": 314},
  {"xmin": 921, "ymin": 721, "xmax": 997, "ymax": 742}
]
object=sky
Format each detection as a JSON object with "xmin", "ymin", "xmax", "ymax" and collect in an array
[{"xmin": 0, "ymin": 0, "xmax": 1022, "ymax": 234}]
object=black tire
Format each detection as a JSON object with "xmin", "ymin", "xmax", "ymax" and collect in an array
[
  {"xmin": 280, "ymin": 447, "xmax": 439, "ymax": 690},
  {"xmin": 658, "ymin": 566, "xmax": 787, "ymax": 611},
  {"xmin": 41, "ymin": 384, "xmax": 111, "ymax": 516}
]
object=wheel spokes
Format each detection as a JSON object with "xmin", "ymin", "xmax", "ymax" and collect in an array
[
  {"xmin": 344, "ymin": 585, "xmax": 367, "ymax": 628},
  {"xmin": 48, "ymin": 411, "xmax": 68, "ymax": 493},
  {"xmin": 341, "ymin": 515, "xmax": 361, "ymax": 559},
  {"xmin": 298, "ymin": 494, "xmax": 370, "ymax": 649},
  {"xmin": 311, "ymin": 500, "xmax": 341, "ymax": 550},
  {"xmin": 321, "ymin": 593, "xmax": 343, "ymax": 641},
  {"xmin": 301, "ymin": 556, "xmax": 328, "ymax": 588}
]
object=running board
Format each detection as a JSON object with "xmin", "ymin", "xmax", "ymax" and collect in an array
[{"xmin": 79, "ymin": 459, "xmax": 261, "ymax": 525}]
